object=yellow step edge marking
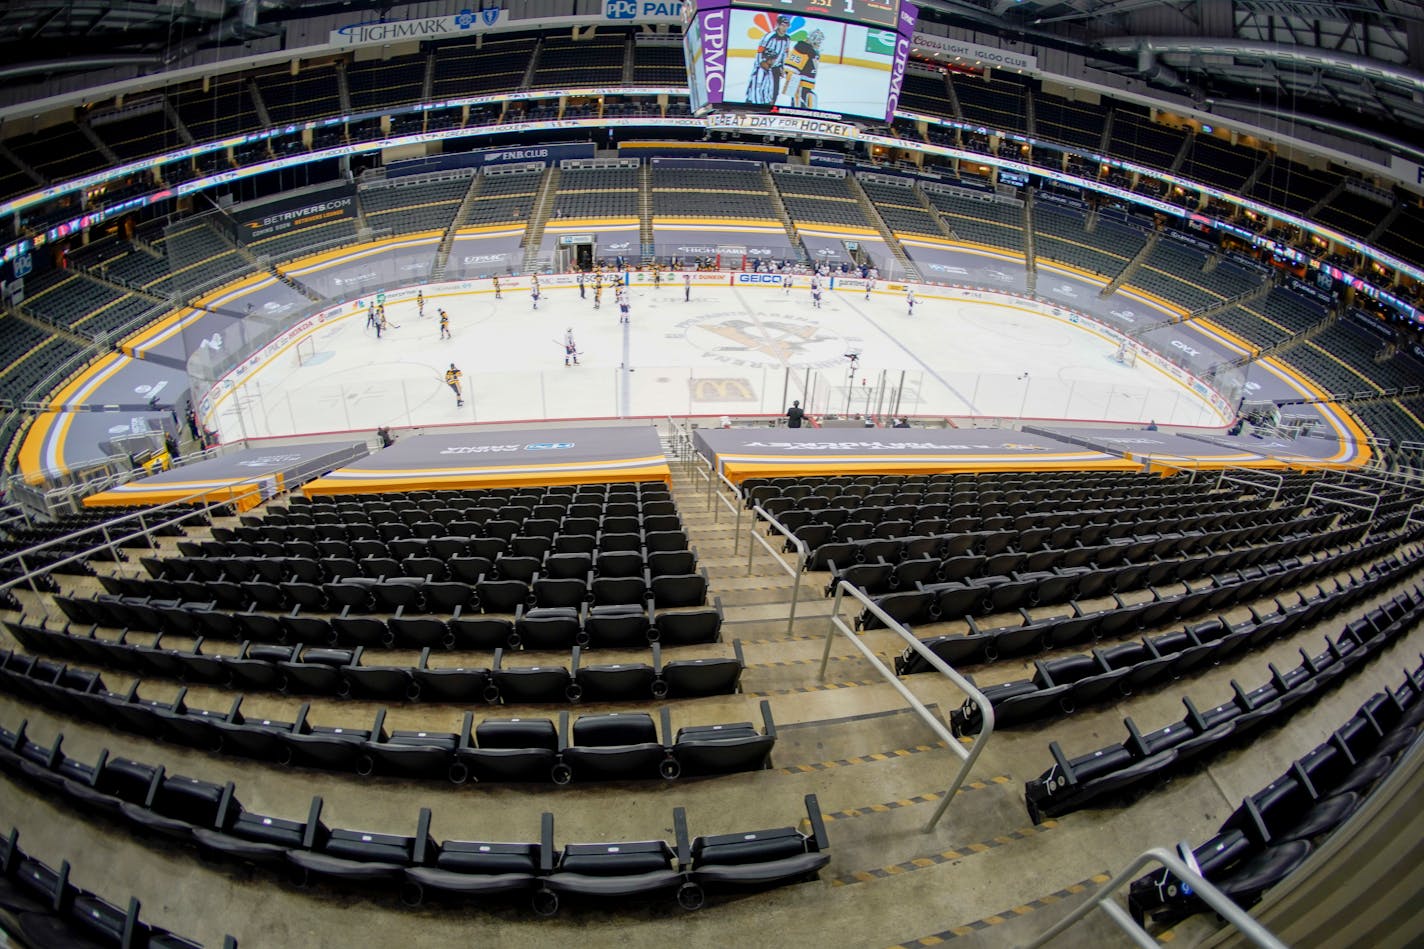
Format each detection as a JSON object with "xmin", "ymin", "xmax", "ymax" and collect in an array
[{"xmin": 882, "ymin": 870, "xmax": 1110, "ymax": 948}]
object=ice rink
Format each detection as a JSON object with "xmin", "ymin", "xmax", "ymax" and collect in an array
[{"xmin": 207, "ymin": 280, "xmax": 1227, "ymax": 441}]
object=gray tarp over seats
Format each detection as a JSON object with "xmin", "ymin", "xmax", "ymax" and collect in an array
[
  {"xmin": 442, "ymin": 233, "xmax": 526, "ymax": 279},
  {"xmin": 83, "ymin": 440, "xmax": 369, "ymax": 509},
  {"xmin": 283, "ymin": 242, "xmax": 440, "ymax": 298},
  {"xmin": 302, "ymin": 425, "xmax": 670, "ymax": 494},
  {"xmin": 899, "ymin": 243, "xmax": 1028, "ymax": 294},
  {"xmin": 651, "ymin": 229, "xmax": 795, "ymax": 261}
]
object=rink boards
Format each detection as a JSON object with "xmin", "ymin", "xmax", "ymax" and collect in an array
[
  {"xmin": 302, "ymin": 426, "xmax": 669, "ymax": 495},
  {"xmin": 693, "ymin": 427, "xmax": 1141, "ymax": 482},
  {"xmin": 1022, "ymin": 425, "xmax": 1356, "ymax": 473}
]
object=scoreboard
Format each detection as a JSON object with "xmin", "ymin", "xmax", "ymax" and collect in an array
[
  {"xmin": 731, "ymin": 0, "xmax": 900, "ymax": 30},
  {"xmin": 684, "ymin": 0, "xmax": 917, "ymax": 123}
]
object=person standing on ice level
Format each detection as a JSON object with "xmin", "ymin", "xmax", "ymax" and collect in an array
[{"xmin": 786, "ymin": 400, "xmax": 805, "ymax": 429}]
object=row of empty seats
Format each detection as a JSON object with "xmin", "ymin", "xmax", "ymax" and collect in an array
[
  {"xmin": 0, "ymin": 642, "xmax": 770, "ymax": 783},
  {"xmin": 2, "ymin": 625, "xmax": 746, "ymax": 704},
  {"xmin": 892, "ymin": 530, "xmax": 1409, "ymax": 673},
  {"xmin": 1022, "ymin": 582, "xmax": 1423, "ymax": 822},
  {"xmin": 0, "ymin": 715, "xmax": 830, "ymax": 914},
  {"xmin": 945, "ymin": 549, "xmax": 1421, "ymax": 731},
  {"xmin": 1127, "ymin": 654, "xmax": 1423, "ymax": 926},
  {"xmin": 0, "ymin": 826, "xmax": 231, "ymax": 948}
]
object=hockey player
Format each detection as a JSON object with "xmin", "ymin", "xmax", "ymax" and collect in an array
[
  {"xmin": 578, "ymin": 271, "xmax": 586, "ymax": 299},
  {"xmin": 683, "ymin": 273, "xmax": 691, "ymax": 302},
  {"xmin": 445, "ymin": 363, "xmax": 464, "ymax": 407},
  {"xmin": 493, "ymin": 276, "xmax": 502, "ymax": 300},
  {"xmin": 366, "ymin": 304, "xmax": 379, "ymax": 332},
  {"xmin": 783, "ymin": 275, "xmax": 792, "ymax": 295},
  {"xmin": 416, "ymin": 290, "xmax": 425, "ymax": 318},
  {"xmin": 811, "ymin": 277, "xmax": 823, "ymax": 310},
  {"xmin": 438, "ymin": 308, "xmax": 451, "ymax": 339},
  {"xmin": 653, "ymin": 268, "xmax": 661, "ymax": 289},
  {"xmin": 781, "ymin": 29, "xmax": 824, "ymax": 109},
  {"xmin": 617, "ymin": 285, "xmax": 631, "ymax": 324},
  {"xmin": 564, "ymin": 327, "xmax": 580, "ymax": 366},
  {"xmin": 864, "ymin": 277, "xmax": 874, "ymax": 301},
  {"xmin": 594, "ymin": 274, "xmax": 604, "ymax": 310},
  {"xmin": 906, "ymin": 288, "xmax": 916, "ymax": 317},
  {"xmin": 531, "ymin": 275, "xmax": 541, "ymax": 311}
]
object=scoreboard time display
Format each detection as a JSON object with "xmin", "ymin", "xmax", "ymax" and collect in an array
[{"xmin": 731, "ymin": 0, "xmax": 900, "ymax": 29}]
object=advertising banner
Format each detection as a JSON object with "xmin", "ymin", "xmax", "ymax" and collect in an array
[{"xmin": 230, "ymin": 183, "xmax": 356, "ymax": 244}]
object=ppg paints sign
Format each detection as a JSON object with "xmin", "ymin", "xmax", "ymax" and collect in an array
[{"xmin": 606, "ymin": 0, "xmax": 683, "ymax": 18}]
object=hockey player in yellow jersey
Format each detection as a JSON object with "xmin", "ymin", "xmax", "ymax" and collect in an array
[{"xmin": 781, "ymin": 30, "xmax": 824, "ymax": 109}]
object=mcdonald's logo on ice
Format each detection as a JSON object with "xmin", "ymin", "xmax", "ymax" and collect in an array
[{"xmin": 689, "ymin": 378, "xmax": 756, "ymax": 402}]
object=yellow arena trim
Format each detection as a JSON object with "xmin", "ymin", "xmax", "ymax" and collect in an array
[
  {"xmin": 619, "ymin": 141, "xmax": 788, "ymax": 155},
  {"xmin": 542, "ymin": 218, "xmax": 639, "ymax": 229},
  {"xmin": 1117, "ymin": 285, "xmax": 1189, "ymax": 319},
  {"xmin": 283, "ymin": 233, "xmax": 442, "ymax": 274},
  {"xmin": 1036, "ymin": 260, "xmax": 1112, "ymax": 286}
]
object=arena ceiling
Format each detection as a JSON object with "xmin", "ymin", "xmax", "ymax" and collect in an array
[
  {"xmin": 0, "ymin": 0, "xmax": 1420, "ymax": 151},
  {"xmin": 916, "ymin": 0, "xmax": 1424, "ymax": 149}
]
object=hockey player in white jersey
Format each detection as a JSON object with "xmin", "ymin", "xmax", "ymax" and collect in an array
[
  {"xmin": 906, "ymin": 288, "xmax": 916, "ymax": 316},
  {"xmin": 810, "ymin": 276, "xmax": 823, "ymax": 310}
]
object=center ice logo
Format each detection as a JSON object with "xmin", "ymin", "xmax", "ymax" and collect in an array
[{"xmin": 684, "ymin": 316, "xmax": 853, "ymax": 369}]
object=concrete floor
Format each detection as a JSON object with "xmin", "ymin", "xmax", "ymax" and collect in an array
[{"xmin": 2, "ymin": 466, "xmax": 1420, "ymax": 948}]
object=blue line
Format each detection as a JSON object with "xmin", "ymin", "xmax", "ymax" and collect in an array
[{"xmin": 620, "ymin": 310, "xmax": 632, "ymax": 418}]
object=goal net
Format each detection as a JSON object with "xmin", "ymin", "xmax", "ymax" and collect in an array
[
  {"xmin": 294, "ymin": 337, "xmax": 317, "ymax": 367},
  {"xmin": 1113, "ymin": 343, "xmax": 1137, "ymax": 368}
]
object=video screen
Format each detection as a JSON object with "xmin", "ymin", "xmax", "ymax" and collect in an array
[{"xmin": 720, "ymin": 11, "xmax": 900, "ymax": 120}]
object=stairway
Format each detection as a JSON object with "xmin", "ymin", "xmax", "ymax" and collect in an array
[
  {"xmin": 1367, "ymin": 201, "xmax": 1404, "ymax": 243},
  {"xmin": 912, "ymin": 185, "xmax": 957, "ymax": 240},
  {"xmin": 1308, "ymin": 178, "xmax": 1347, "ymax": 218},
  {"xmin": 1022, "ymin": 188, "xmax": 1038, "ymax": 294},
  {"xmin": 520, "ymin": 166, "xmax": 560, "ymax": 274},
  {"xmin": 207, "ymin": 219, "xmax": 325, "ymax": 302},
  {"xmin": 335, "ymin": 61, "xmax": 352, "ymax": 114},
  {"xmin": 1100, "ymin": 230, "xmax": 1160, "ymax": 297},
  {"xmin": 1189, "ymin": 280, "xmax": 1273, "ymax": 323},
  {"xmin": 432, "ymin": 173, "xmax": 485, "ymax": 280},
  {"xmin": 76, "ymin": 120, "xmax": 120, "ymax": 167},
  {"xmin": 1169, "ymin": 130, "xmax": 1194, "ymax": 173},
  {"xmin": 0, "ymin": 142, "xmax": 45, "ymax": 188},
  {"xmin": 74, "ymin": 267, "xmax": 170, "ymax": 308},
  {"xmin": 161, "ymin": 93, "xmax": 196, "ymax": 147},
  {"xmin": 846, "ymin": 176, "xmax": 920, "ymax": 281},
  {"xmin": 247, "ymin": 79, "xmax": 272, "ymax": 130},
  {"xmin": 8, "ymin": 304, "xmax": 93, "ymax": 348},
  {"xmin": 638, "ymin": 162, "xmax": 655, "ymax": 264},
  {"xmin": 761, "ymin": 166, "xmax": 801, "ymax": 256}
]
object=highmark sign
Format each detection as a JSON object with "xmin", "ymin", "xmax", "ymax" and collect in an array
[{"xmin": 329, "ymin": 8, "xmax": 507, "ymax": 46}]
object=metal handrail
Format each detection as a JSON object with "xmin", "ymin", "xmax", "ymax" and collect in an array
[
  {"xmin": 0, "ymin": 451, "xmax": 342, "ymax": 598},
  {"xmin": 746, "ymin": 503, "xmax": 809, "ymax": 637},
  {"xmin": 819, "ymin": 580, "xmax": 993, "ymax": 834},
  {"xmin": 1216, "ymin": 465, "xmax": 1284, "ymax": 504},
  {"xmin": 713, "ymin": 467, "xmax": 744, "ymax": 551},
  {"xmin": 1021, "ymin": 845, "xmax": 1287, "ymax": 949}
]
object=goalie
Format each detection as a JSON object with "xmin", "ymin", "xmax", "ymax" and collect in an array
[{"xmin": 781, "ymin": 29, "xmax": 824, "ymax": 109}]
